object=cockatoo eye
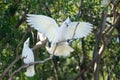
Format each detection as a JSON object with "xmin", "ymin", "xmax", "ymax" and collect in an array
[{"xmin": 65, "ymin": 22, "xmax": 69, "ymax": 27}]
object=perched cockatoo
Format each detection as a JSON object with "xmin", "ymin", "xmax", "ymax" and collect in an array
[
  {"xmin": 26, "ymin": 14, "xmax": 92, "ymax": 56},
  {"xmin": 22, "ymin": 38, "xmax": 35, "ymax": 77}
]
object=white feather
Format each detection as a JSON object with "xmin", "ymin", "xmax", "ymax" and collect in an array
[
  {"xmin": 25, "ymin": 65, "xmax": 35, "ymax": 77},
  {"xmin": 37, "ymin": 32, "xmax": 46, "ymax": 41},
  {"xmin": 46, "ymin": 42, "xmax": 74, "ymax": 57},
  {"xmin": 55, "ymin": 17, "xmax": 71, "ymax": 43},
  {"xmin": 66, "ymin": 22, "xmax": 93, "ymax": 40},
  {"xmin": 27, "ymin": 14, "xmax": 59, "ymax": 43},
  {"xmin": 22, "ymin": 38, "xmax": 35, "ymax": 77}
]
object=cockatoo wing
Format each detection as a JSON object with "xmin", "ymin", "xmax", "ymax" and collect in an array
[
  {"xmin": 66, "ymin": 22, "xmax": 93, "ymax": 40},
  {"xmin": 27, "ymin": 14, "xmax": 59, "ymax": 42},
  {"xmin": 22, "ymin": 48, "xmax": 34, "ymax": 64}
]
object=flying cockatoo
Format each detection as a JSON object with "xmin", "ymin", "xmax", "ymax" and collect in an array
[
  {"xmin": 26, "ymin": 14, "xmax": 92, "ymax": 56},
  {"xmin": 22, "ymin": 38, "xmax": 35, "ymax": 77}
]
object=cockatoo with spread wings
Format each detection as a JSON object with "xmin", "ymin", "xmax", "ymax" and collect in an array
[
  {"xmin": 27, "ymin": 14, "xmax": 93, "ymax": 56},
  {"xmin": 22, "ymin": 38, "xmax": 35, "ymax": 77}
]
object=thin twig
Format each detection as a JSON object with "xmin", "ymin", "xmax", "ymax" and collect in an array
[
  {"xmin": 52, "ymin": 58, "xmax": 59, "ymax": 80},
  {"xmin": 77, "ymin": 0, "xmax": 84, "ymax": 16},
  {"xmin": 15, "ymin": 8, "xmax": 28, "ymax": 29},
  {"xmin": 1, "ymin": 56, "xmax": 21, "ymax": 79},
  {"xmin": 50, "ymin": 44, "xmax": 59, "ymax": 80},
  {"xmin": 72, "ymin": 22, "xmax": 79, "ymax": 39}
]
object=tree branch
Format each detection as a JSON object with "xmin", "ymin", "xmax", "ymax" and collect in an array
[
  {"xmin": 15, "ymin": 8, "xmax": 28, "ymax": 29},
  {"xmin": 8, "ymin": 55, "xmax": 53, "ymax": 80},
  {"xmin": 0, "ymin": 27, "xmax": 30, "ymax": 79}
]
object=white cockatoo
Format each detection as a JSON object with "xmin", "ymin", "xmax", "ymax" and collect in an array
[
  {"xmin": 22, "ymin": 38, "xmax": 35, "ymax": 77},
  {"xmin": 26, "ymin": 14, "xmax": 92, "ymax": 56}
]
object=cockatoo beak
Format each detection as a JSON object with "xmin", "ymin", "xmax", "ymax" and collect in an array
[
  {"xmin": 24, "ymin": 37, "xmax": 30, "ymax": 46},
  {"xmin": 26, "ymin": 37, "xmax": 30, "ymax": 43}
]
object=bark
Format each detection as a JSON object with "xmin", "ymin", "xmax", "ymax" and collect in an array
[{"xmin": 93, "ymin": 10, "xmax": 107, "ymax": 80}]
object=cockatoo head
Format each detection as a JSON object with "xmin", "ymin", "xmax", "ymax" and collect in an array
[
  {"xmin": 61, "ymin": 17, "xmax": 71, "ymax": 27},
  {"xmin": 24, "ymin": 37, "xmax": 30, "ymax": 47}
]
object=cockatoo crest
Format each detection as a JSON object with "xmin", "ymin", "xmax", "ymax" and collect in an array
[{"xmin": 61, "ymin": 17, "xmax": 71, "ymax": 27}]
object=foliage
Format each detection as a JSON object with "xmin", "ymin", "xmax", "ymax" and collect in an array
[{"xmin": 0, "ymin": 0, "xmax": 120, "ymax": 80}]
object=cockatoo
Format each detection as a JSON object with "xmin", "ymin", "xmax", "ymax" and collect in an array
[
  {"xmin": 26, "ymin": 14, "xmax": 92, "ymax": 56},
  {"xmin": 22, "ymin": 38, "xmax": 35, "ymax": 77}
]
